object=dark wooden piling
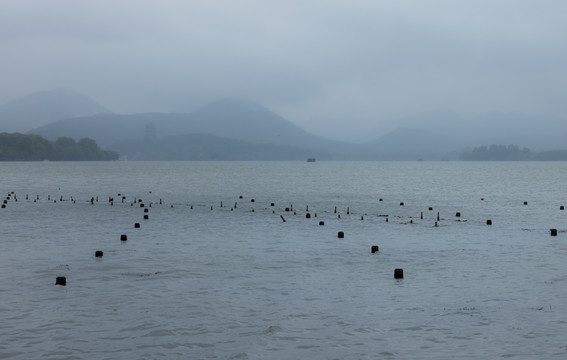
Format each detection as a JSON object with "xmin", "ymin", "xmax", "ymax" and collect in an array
[
  {"xmin": 55, "ymin": 276, "xmax": 66, "ymax": 286},
  {"xmin": 551, "ymin": 228, "xmax": 558, "ymax": 236},
  {"xmin": 371, "ymin": 245, "xmax": 379, "ymax": 253},
  {"xmin": 394, "ymin": 269, "xmax": 404, "ymax": 279},
  {"xmin": 338, "ymin": 231, "xmax": 344, "ymax": 238},
  {"xmin": 95, "ymin": 251, "xmax": 103, "ymax": 257}
]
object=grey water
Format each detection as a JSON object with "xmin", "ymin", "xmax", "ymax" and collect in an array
[{"xmin": 1, "ymin": 161, "xmax": 567, "ymax": 359}]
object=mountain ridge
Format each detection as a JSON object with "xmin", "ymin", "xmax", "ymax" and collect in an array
[
  {"xmin": 29, "ymin": 97, "xmax": 370, "ymax": 160},
  {"xmin": 6, "ymin": 89, "xmax": 567, "ymax": 160},
  {"xmin": 0, "ymin": 89, "xmax": 112, "ymax": 133}
]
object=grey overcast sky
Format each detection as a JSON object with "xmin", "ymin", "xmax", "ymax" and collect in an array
[{"xmin": 1, "ymin": 0, "xmax": 566, "ymax": 140}]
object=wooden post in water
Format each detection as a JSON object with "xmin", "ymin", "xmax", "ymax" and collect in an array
[{"xmin": 394, "ymin": 269, "xmax": 404, "ymax": 279}]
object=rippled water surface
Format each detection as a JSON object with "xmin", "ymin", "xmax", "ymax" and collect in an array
[{"xmin": 1, "ymin": 161, "xmax": 567, "ymax": 359}]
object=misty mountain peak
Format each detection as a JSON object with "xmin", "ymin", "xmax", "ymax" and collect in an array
[
  {"xmin": 193, "ymin": 97, "xmax": 279, "ymax": 122},
  {"xmin": 0, "ymin": 89, "xmax": 112, "ymax": 133}
]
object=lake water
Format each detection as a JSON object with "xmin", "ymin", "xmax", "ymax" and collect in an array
[{"xmin": 1, "ymin": 161, "xmax": 567, "ymax": 359}]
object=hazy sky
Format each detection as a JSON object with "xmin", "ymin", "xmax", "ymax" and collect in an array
[{"xmin": 1, "ymin": 0, "xmax": 566, "ymax": 141}]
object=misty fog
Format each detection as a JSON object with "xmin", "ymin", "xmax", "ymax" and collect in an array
[{"xmin": 1, "ymin": 0, "xmax": 566, "ymax": 145}]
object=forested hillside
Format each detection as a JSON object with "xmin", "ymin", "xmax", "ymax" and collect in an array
[{"xmin": 0, "ymin": 133, "xmax": 118, "ymax": 161}]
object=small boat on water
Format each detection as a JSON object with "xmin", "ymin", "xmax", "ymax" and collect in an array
[{"xmin": 306, "ymin": 158, "xmax": 316, "ymax": 162}]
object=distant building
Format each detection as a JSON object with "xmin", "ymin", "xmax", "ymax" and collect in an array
[{"xmin": 144, "ymin": 121, "xmax": 157, "ymax": 142}]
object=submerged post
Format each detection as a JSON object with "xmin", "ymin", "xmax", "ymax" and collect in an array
[{"xmin": 394, "ymin": 269, "xmax": 404, "ymax": 279}]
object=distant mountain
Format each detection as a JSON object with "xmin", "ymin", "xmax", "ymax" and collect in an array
[
  {"xmin": 395, "ymin": 109, "xmax": 567, "ymax": 151},
  {"xmin": 166, "ymin": 98, "xmax": 368, "ymax": 156},
  {"xmin": 30, "ymin": 98, "xmax": 369, "ymax": 160},
  {"xmin": 21, "ymin": 89, "xmax": 567, "ymax": 160},
  {"xmin": 367, "ymin": 127, "xmax": 461, "ymax": 160},
  {"xmin": 0, "ymin": 89, "xmax": 112, "ymax": 133},
  {"xmin": 362, "ymin": 108, "xmax": 567, "ymax": 159},
  {"xmin": 111, "ymin": 133, "xmax": 331, "ymax": 161},
  {"xmin": 452, "ymin": 112, "xmax": 567, "ymax": 151},
  {"xmin": 30, "ymin": 112, "xmax": 163, "ymax": 147}
]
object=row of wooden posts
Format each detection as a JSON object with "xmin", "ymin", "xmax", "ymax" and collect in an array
[{"xmin": 3, "ymin": 192, "xmax": 564, "ymax": 285}]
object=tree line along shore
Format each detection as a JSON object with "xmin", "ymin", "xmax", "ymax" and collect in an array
[{"xmin": 0, "ymin": 132, "xmax": 118, "ymax": 161}]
